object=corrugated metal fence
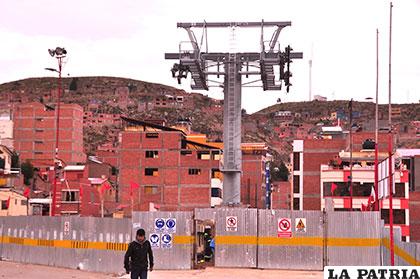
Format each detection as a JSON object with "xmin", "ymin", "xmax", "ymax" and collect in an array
[
  {"xmin": 257, "ymin": 210, "xmax": 324, "ymax": 270},
  {"xmin": 214, "ymin": 208, "xmax": 258, "ymax": 268},
  {"xmin": 326, "ymin": 211, "xmax": 382, "ymax": 266},
  {"xmin": 1, "ymin": 209, "xmax": 420, "ymax": 273},
  {"xmin": 132, "ymin": 211, "xmax": 193, "ymax": 270},
  {"xmin": 0, "ymin": 216, "xmax": 131, "ymax": 274}
]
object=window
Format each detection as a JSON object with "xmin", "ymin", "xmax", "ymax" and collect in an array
[
  {"xmin": 34, "ymin": 140, "xmax": 43, "ymax": 144},
  {"xmin": 35, "ymin": 129, "xmax": 43, "ymax": 133},
  {"xmin": 212, "ymin": 151, "xmax": 221, "ymax": 160},
  {"xmin": 34, "ymin": 151, "xmax": 43, "ymax": 154},
  {"xmin": 394, "ymin": 183, "xmax": 405, "ymax": 198},
  {"xmin": 293, "ymin": 152, "xmax": 300, "ymax": 171},
  {"xmin": 145, "ymin": 168, "xmax": 159, "ymax": 176},
  {"xmin": 293, "ymin": 198, "xmax": 300, "ymax": 210},
  {"xmin": 146, "ymin": 133, "xmax": 159, "ymax": 138},
  {"xmin": 21, "ymin": 200, "xmax": 28, "ymax": 206},
  {"xmin": 211, "ymin": 188, "xmax": 222, "ymax": 198},
  {"xmin": 198, "ymin": 151, "xmax": 210, "ymax": 160},
  {"xmin": 293, "ymin": 175, "xmax": 300, "ymax": 193},
  {"xmin": 381, "ymin": 209, "xmax": 406, "ymax": 224},
  {"xmin": 144, "ymin": 186, "xmax": 158, "ymax": 195},
  {"xmin": 1, "ymin": 200, "xmax": 8, "ymax": 210},
  {"xmin": 181, "ymin": 150, "xmax": 192, "ymax": 156},
  {"xmin": 211, "ymin": 169, "xmax": 222, "ymax": 179},
  {"xmin": 62, "ymin": 191, "xmax": 79, "ymax": 202},
  {"xmin": 145, "ymin": 150, "xmax": 159, "ymax": 158},
  {"xmin": 189, "ymin": 168, "xmax": 201, "ymax": 175}
]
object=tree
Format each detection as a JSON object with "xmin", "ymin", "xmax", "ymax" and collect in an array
[
  {"xmin": 21, "ymin": 160, "xmax": 34, "ymax": 186},
  {"xmin": 271, "ymin": 161, "xmax": 289, "ymax": 182}
]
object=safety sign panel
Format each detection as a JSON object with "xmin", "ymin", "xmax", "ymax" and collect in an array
[
  {"xmin": 64, "ymin": 221, "xmax": 70, "ymax": 235},
  {"xmin": 226, "ymin": 216, "xmax": 238, "ymax": 232},
  {"xmin": 161, "ymin": 233, "xmax": 173, "ymax": 249},
  {"xmin": 295, "ymin": 218, "xmax": 307, "ymax": 233},
  {"xmin": 166, "ymin": 218, "xmax": 177, "ymax": 233},
  {"xmin": 154, "ymin": 218, "xmax": 165, "ymax": 232},
  {"xmin": 277, "ymin": 218, "xmax": 292, "ymax": 238},
  {"xmin": 149, "ymin": 233, "xmax": 160, "ymax": 248}
]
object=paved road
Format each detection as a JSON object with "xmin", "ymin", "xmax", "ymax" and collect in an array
[{"xmin": 0, "ymin": 261, "xmax": 323, "ymax": 279}]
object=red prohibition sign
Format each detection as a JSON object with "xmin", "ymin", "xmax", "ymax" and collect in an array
[
  {"xmin": 227, "ymin": 217, "xmax": 237, "ymax": 226},
  {"xmin": 278, "ymin": 219, "xmax": 291, "ymax": 231}
]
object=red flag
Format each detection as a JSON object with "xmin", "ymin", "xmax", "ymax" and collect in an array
[
  {"xmin": 130, "ymin": 181, "xmax": 140, "ymax": 197},
  {"xmin": 79, "ymin": 185, "xmax": 83, "ymax": 200},
  {"xmin": 23, "ymin": 187, "xmax": 30, "ymax": 198},
  {"xmin": 99, "ymin": 181, "xmax": 112, "ymax": 195},
  {"xmin": 331, "ymin": 183, "xmax": 338, "ymax": 196},
  {"xmin": 6, "ymin": 197, "xmax": 10, "ymax": 209},
  {"xmin": 361, "ymin": 203, "xmax": 368, "ymax": 211}
]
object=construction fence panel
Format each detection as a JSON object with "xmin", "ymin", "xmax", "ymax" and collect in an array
[
  {"xmin": 194, "ymin": 208, "xmax": 217, "ymax": 221},
  {"xmin": 0, "ymin": 217, "xmax": 3, "ymax": 259},
  {"xmin": 416, "ymin": 243, "xmax": 420, "ymax": 265},
  {"xmin": 132, "ymin": 211, "xmax": 193, "ymax": 270},
  {"xmin": 381, "ymin": 227, "xmax": 402, "ymax": 266},
  {"xmin": 327, "ymin": 212, "xmax": 381, "ymax": 266},
  {"xmin": 214, "ymin": 208, "xmax": 258, "ymax": 268},
  {"xmin": 257, "ymin": 210, "xmax": 324, "ymax": 270}
]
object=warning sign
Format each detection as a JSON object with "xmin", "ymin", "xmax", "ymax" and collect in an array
[
  {"xmin": 226, "ymin": 216, "xmax": 238, "ymax": 232},
  {"xmin": 64, "ymin": 221, "xmax": 70, "ymax": 235},
  {"xmin": 295, "ymin": 218, "xmax": 307, "ymax": 233},
  {"xmin": 277, "ymin": 218, "xmax": 292, "ymax": 238}
]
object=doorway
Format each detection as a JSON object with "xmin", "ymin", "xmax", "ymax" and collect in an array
[{"xmin": 193, "ymin": 219, "xmax": 215, "ymax": 269}]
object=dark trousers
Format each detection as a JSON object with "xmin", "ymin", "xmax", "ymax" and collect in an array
[{"xmin": 131, "ymin": 270, "xmax": 147, "ymax": 279}]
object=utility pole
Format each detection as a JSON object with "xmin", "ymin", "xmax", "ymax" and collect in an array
[
  {"xmin": 46, "ymin": 47, "xmax": 67, "ymax": 216},
  {"xmin": 165, "ymin": 21, "xmax": 302, "ymax": 205},
  {"xmin": 388, "ymin": 1, "xmax": 395, "ymax": 266},
  {"xmin": 374, "ymin": 29, "xmax": 380, "ymax": 211},
  {"xmin": 349, "ymin": 99, "xmax": 353, "ymax": 211}
]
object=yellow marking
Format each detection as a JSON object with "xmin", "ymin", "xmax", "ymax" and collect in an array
[
  {"xmin": 382, "ymin": 238, "xmax": 420, "ymax": 265},
  {"xmin": 327, "ymin": 238, "xmax": 380, "ymax": 247},
  {"xmin": 173, "ymin": 235, "xmax": 194, "ymax": 245},
  {"xmin": 215, "ymin": 235, "xmax": 258, "ymax": 245},
  {"xmin": 258, "ymin": 236, "xmax": 323, "ymax": 246}
]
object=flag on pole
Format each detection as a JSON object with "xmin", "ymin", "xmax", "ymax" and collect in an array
[
  {"xmin": 130, "ymin": 181, "xmax": 140, "ymax": 197},
  {"xmin": 99, "ymin": 181, "xmax": 112, "ymax": 195},
  {"xmin": 361, "ymin": 203, "xmax": 368, "ymax": 211},
  {"xmin": 6, "ymin": 197, "xmax": 10, "ymax": 209},
  {"xmin": 79, "ymin": 185, "xmax": 83, "ymax": 201},
  {"xmin": 23, "ymin": 187, "xmax": 30, "ymax": 199},
  {"xmin": 331, "ymin": 183, "xmax": 338, "ymax": 196}
]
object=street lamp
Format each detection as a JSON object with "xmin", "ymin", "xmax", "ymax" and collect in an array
[{"xmin": 46, "ymin": 47, "xmax": 67, "ymax": 216}]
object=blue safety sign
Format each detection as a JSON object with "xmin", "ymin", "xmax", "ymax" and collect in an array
[
  {"xmin": 166, "ymin": 218, "xmax": 176, "ymax": 233},
  {"xmin": 155, "ymin": 218, "xmax": 165, "ymax": 231},
  {"xmin": 149, "ymin": 233, "xmax": 160, "ymax": 248},
  {"xmin": 161, "ymin": 233, "xmax": 172, "ymax": 248}
]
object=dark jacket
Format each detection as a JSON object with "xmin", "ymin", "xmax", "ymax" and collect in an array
[{"xmin": 124, "ymin": 240, "xmax": 154, "ymax": 272}]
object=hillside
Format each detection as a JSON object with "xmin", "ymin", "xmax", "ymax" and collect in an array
[{"xmin": 0, "ymin": 77, "xmax": 418, "ymax": 160}]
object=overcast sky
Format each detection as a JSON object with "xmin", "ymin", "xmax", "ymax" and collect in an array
[{"xmin": 0, "ymin": 0, "xmax": 419, "ymax": 113}]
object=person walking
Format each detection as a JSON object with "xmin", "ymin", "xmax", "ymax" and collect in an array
[{"xmin": 124, "ymin": 228, "xmax": 154, "ymax": 279}]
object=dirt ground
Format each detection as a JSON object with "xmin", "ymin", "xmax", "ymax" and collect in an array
[{"xmin": 0, "ymin": 261, "xmax": 324, "ymax": 279}]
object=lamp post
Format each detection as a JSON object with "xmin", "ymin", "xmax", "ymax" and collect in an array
[{"xmin": 46, "ymin": 47, "xmax": 67, "ymax": 216}]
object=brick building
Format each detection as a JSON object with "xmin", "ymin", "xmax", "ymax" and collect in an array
[
  {"xmin": 53, "ymin": 162, "xmax": 117, "ymax": 217},
  {"xmin": 117, "ymin": 118, "xmax": 268, "ymax": 214},
  {"xmin": 118, "ymin": 118, "xmax": 221, "ymax": 213},
  {"xmin": 320, "ymin": 150, "xmax": 410, "ymax": 241},
  {"xmin": 13, "ymin": 102, "xmax": 85, "ymax": 167},
  {"xmin": 397, "ymin": 149, "xmax": 420, "ymax": 241},
  {"xmin": 83, "ymin": 112, "xmax": 121, "ymax": 128},
  {"xmin": 291, "ymin": 131, "xmax": 392, "ymax": 210}
]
